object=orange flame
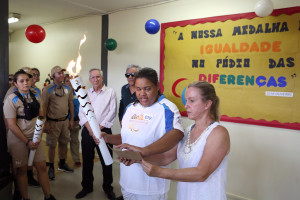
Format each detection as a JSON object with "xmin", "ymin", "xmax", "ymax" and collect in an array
[{"xmin": 67, "ymin": 34, "xmax": 86, "ymax": 77}]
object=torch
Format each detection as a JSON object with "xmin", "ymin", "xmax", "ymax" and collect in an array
[
  {"xmin": 28, "ymin": 116, "xmax": 45, "ymax": 166},
  {"xmin": 66, "ymin": 34, "xmax": 113, "ymax": 165}
]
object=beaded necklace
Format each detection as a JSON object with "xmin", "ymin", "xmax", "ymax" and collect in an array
[{"xmin": 183, "ymin": 121, "xmax": 215, "ymax": 154}]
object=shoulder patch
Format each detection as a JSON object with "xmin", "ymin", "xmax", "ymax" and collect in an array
[
  {"xmin": 34, "ymin": 92, "xmax": 40, "ymax": 99},
  {"xmin": 48, "ymin": 86, "xmax": 55, "ymax": 93},
  {"xmin": 35, "ymin": 87, "xmax": 41, "ymax": 95},
  {"xmin": 12, "ymin": 96, "xmax": 19, "ymax": 104}
]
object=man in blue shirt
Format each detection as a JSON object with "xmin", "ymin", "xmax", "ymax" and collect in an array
[{"xmin": 118, "ymin": 64, "xmax": 141, "ymax": 124}]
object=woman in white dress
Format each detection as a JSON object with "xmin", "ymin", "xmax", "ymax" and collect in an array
[{"xmin": 141, "ymin": 81, "xmax": 230, "ymax": 200}]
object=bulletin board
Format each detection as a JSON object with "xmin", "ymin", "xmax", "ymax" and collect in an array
[{"xmin": 160, "ymin": 7, "xmax": 300, "ymax": 130}]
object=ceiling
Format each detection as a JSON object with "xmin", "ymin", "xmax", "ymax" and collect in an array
[{"xmin": 9, "ymin": 0, "xmax": 177, "ymax": 31}]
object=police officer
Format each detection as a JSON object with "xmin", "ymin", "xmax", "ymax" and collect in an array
[
  {"xmin": 31, "ymin": 67, "xmax": 41, "ymax": 95},
  {"xmin": 42, "ymin": 66, "xmax": 74, "ymax": 180},
  {"xmin": 4, "ymin": 69, "xmax": 55, "ymax": 200},
  {"xmin": 3, "ymin": 67, "xmax": 41, "ymax": 194}
]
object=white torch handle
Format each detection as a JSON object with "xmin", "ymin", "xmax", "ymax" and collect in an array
[
  {"xmin": 88, "ymin": 111, "xmax": 113, "ymax": 165},
  {"xmin": 28, "ymin": 117, "xmax": 45, "ymax": 166},
  {"xmin": 71, "ymin": 77, "xmax": 113, "ymax": 165}
]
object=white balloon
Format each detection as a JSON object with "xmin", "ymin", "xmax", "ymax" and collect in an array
[{"xmin": 254, "ymin": 0, "xmax": 274, "ymax": 17}]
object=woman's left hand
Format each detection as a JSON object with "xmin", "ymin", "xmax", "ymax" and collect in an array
[
  {"xmin": 116, "ymin": 143, "xmax": 144, "ymax": 156},
  {"xmin": 142, "ymin": 160, "xmax": 160, "ymax": 177},
  {"xmin": 118, "ymin": 156, "xmax": 138, "ymax": 166}
]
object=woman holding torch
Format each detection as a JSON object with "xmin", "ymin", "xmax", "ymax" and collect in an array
[
  {"xmin": 4, "ymin": 70, "xmax": 55, "ymax": 200},
  {"xmin": 101, "ymin": 67, "xmax": 184, "ymax": 199}
]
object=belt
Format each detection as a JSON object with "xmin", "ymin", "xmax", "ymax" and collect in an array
[{"xmin": 47, "ymin": 116, "xmax": 68, "ymax": 122}]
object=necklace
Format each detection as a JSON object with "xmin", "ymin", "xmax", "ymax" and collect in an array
[
  {"xmin": 183, "ymin": 122, "xmax": 215, "ymax": 154},
  {"xmin": 54, "ymin": 86, "xmax": 65, "ymax": 97}
]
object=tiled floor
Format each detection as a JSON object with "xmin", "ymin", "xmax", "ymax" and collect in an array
[{"xmin": 28, "ymin": 160, "xmax": 178, "ymax": 200}]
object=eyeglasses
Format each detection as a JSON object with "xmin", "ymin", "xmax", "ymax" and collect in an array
[
  {"xmin": 125, "ymin": 73, "xmax": 135, "ymax": 78},
  {"xmin": 9, "ymin": 78, "xmax": 13, "ymax": 81},
  {"xmin": 33, "ymin": 73, "xmax": 40, "ymax": 77}
]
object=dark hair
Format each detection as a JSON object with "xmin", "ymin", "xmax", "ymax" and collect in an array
[
  {"xmin": 64, "ymin": 74, "xmax": 70, "ymax": 81},
  {"xmin": 13, "ymin": 70, "xmax": 30, "ymax": 83},
  {"xmin": 31, "ymin": 68, "xmax": 40, "ymax": 73},
  {"xmin": 188, "ymin": 81, "xmax": 220, "ymax": 121},
  {"xmin": 134, "ymin": 67, "xmax": 158, "ymax": 86}
]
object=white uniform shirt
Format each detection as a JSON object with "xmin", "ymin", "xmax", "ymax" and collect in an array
[
  {"xmin": 79, "ymin": 85, "xmax": 117, "ymax": 128},
  {"xmin": 177, "ymin": 122, "xmax": 229, "ymax": 200},
  {"xmin": 120, "ymin": 95, "xmax": 183, "ymax": 195}
]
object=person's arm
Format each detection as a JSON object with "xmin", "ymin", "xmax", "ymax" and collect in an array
[
  {"xmin": 6, "ymin": 118, "xmax": 38, "ymax": 150},
  {"xmin": 41, "ymin": 87, "xmax": 49, "ymax": 118},
  {"xmin": 68, "ymin": 98, "xmax": 74, "ymax": 129},
  {"xmin": 41, "ymin": 89, "xmax": 49, "ymax": 132},
  {"xmin": 68, "ymin": 89, "xmax": 74, "ymax": 129},
  {"xmin": 142, "ymin": 125, "xmax": 230, "ymax": 182},
  {"xmin": 143, "ymin": 129, "xmax": 183, "ymax": 156},
  {"xmin": 118, "ymin": 99, "xmax": 124, "ymax": 125},
  {"xmin": 118, "ymin": 100, "xmax": 184, "ymax": 156},
  {"xmin": 101, "ymin": 132, "xmax": 122, "ymax": 145},
  {"xmin": 118, "ymin": 86, "xmax": 125, "ymax": 123},
  {"xmin": 73, "ymin": 98, "xmax": 80, "ymax": 119},
  {"xmin": 143, "ymin": 144, "xmax": 178, "ymax": 166},
  {"xmin": 4, "ymin": 98, "xmax": 39, "ymax": 150},
  {"xmin": 4, "ymin": 114, "xmax": 8, "ymax": 134},
  {"xmin": 117, "ymin": 129, "xmax": 183, "ymax": 157},
  {"xmin": 100, "ymin": 89, "xmax": 117, "ymax": 129}
]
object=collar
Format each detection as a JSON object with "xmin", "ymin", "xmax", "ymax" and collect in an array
[
  {"xmin": 53, "ymin": 82, "xmax": 63, "ymax": 88},
  {"xmin": 158, "ymin": 94, "xmax": 165, "ymax": 102},
  {"xmin": 19, "ymin": 91, "xmax": 31, "ymax": 98},
  {"xmin": 90, "ymin": 85, "xmax": 107, "ymax": 93},
  {"xmin": 135, "ymin": 94, "xmax": 165, "ymax": 108}
]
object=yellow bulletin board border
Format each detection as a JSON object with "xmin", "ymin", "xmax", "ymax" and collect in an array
[{"xmin": 160, "ymin": 6, "xmax": 300, "ymax": 130}]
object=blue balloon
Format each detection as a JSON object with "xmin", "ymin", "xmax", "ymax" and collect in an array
[{"xmin": 145, "ymin": 19, "xmax": 160, "ymax": 34}]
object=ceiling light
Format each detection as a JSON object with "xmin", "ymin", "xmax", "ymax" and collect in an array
[{"xmin": 8, "ymin": 13, "xmax": 21, "ymax": 24}]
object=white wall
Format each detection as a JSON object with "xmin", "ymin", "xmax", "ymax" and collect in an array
[
  {"xmin": 9, "ymin": 14, "xmax": 102, "ymax": 89},
  {"xmin": 107, "ymin": 0, "xmax": 300, "ymax": 200},
  {"xmin": 9, "ymin": 0, "xmax": 300, "ymax": 199}
]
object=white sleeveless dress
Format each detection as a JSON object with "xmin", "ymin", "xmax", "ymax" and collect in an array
[{"xmin": 177, "ymin": 122, "xmax": 229, "ymax": 200}]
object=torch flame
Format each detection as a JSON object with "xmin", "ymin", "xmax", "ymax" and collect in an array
[{"xmin": 66, "ymin": 34, "xmax": 86, "ymax": 77}]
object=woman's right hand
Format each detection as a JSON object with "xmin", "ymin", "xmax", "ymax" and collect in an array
[{"xmin": 28, "ymin": 141, "xmax": 39, "ymax": 150}]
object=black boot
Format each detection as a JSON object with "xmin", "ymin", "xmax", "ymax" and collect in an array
[
  {"xmin": 27, "ymin": 169, "xmax": 40, "ymax": 187},
  {"xmin": 44, "ymin": 194, "xmax": 56, "ymax": 200}
]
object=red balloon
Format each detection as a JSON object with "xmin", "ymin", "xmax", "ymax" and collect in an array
[{"xmin": 25, "ymin": 25, "xmax": 46, "ymax": 43}]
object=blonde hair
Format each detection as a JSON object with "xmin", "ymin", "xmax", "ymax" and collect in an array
[{"xmin": 188, "ymin": 81, "xmax": 220, "ymax": 121}]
